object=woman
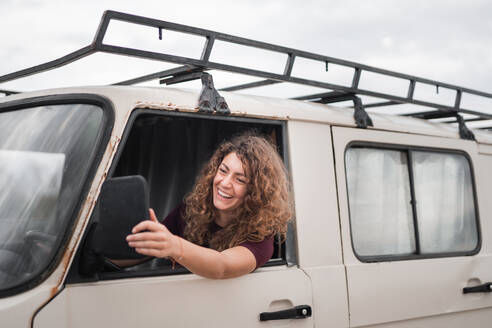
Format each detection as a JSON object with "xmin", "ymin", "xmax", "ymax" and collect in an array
[{"xmin": 126, "ymin": 133, "xmax": 293, "ymax": 279}]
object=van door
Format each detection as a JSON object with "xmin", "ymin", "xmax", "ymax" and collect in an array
[
  {"xmin": 33, "ymin": 111, "xmax": 313, "ymax": 328},
  {"xmin": 332, "ymin": 126, "xmax": 492, "ymax": 327},
  {"xmin": 33, "ymin": 267, "xmax": 312, "ymax": 327}
]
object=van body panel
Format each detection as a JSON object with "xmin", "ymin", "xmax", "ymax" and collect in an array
[
  {"xmin": 0, "ymin": 283, "xmax": 56, "ymax": 327},
  {"xmin": 303, "ymin": 267, "xmax": 349, "ymax": 327},
  {"xmin": 477, "ymin": 143, "xmax": 492, "ymax": 155},
  {"xmin": 34, "ymin": 267, "xmax": 313, "ymax": 328},
  {"xmin": 345, "ymin": 258, "xmax": 492, "ymax": 327},
  {"xmin": 352, "ymin": 306, "xmax": 492, "ymax": 328},
  {"xmin": 473, "ymin": 153, "xmax": 492, "ymax": 254},
  {"xmin": 332, "ymin": 126, "xmax": 492, "ymax": 327},
  {"xmin": 474, "ymin": 131, "xmax": 492, "ymax": 146},
  {"xmin": 287, "ymin": 120, "xmax": 343, "ymax": 267},
  {"xmin": 287, "ymin": 121, "xmax": 349, "ymax": 326}
]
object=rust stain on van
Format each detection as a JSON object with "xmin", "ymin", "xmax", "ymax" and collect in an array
[
  {"xmin": 50, "ymin": 286, "xmax": 58, "ymax": 299},
  {"xmin": 50, "ymin": 135, "xmax": 120, "ymax": 298},
  {"xmin": 42, "ymin": 129, "xmax": 122, "ymax": 306},
  {"xmin": 51, "ymin": 245, "xmax": 75, "ymax": 298},
  {"xmin": 110, "ymin": 136, "xmax": 121, "ymax": 150},
  {"xmin": 61, "ymin": 243, "xmax": 75, "ymax": 277},
  {"xmin": 134, "ymin": 101, "xmax": 201, "ymax": 113}
]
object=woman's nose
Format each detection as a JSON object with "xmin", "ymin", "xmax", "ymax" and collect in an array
[{"xmin": 221, "ymin": 174, "xmax": 233, "ymax": 187}]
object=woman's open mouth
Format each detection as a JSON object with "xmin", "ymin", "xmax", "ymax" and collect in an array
[{"xmin": 217, "ymin": 189, "xmax": 233, "ymax": 200}]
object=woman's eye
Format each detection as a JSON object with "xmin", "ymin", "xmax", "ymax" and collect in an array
[
  {"xmin": 237, "ymin": 178, "xmax": 246, "ymax": 184},
  {"xmin": 219, "ymin": 167, "xmax": 227, "ymax": 174}
]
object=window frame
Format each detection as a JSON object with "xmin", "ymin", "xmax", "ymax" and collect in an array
[
  {"xmin": 69, "ymin": 107, "xmax": 294, "ymax": 283},
  {"xmin": 0, "ymin": 94, "xmax": 114, "ymax": 298},
  {"xmin": 344, "ymin": 141, "xmax": 481, "ymax": 263}
]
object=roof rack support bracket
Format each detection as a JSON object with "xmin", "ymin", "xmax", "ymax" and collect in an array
[
  {"xmin": 197, "ymin": 73, "xmax": 230, "ymax": 115},
  {"xmin": 319, "ymin": 93, "xmax": 373, "ymax": 129},
  {"xmin": 455, "ymin": 114, "xmax": 475, "ymax": 140},
  {"xmin": 352, "ymin": 96, "xmax": 373, "ymax": 129}
]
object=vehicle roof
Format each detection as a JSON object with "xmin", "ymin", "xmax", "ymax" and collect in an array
[{"xmin": 2, "ymin": 85, "xmax": 492, "ymax": 145}]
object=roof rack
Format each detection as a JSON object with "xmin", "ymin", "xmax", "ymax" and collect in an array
[
  {"xmin": 0, "ymin": 89, "xmax": 19, "ymax": 96},
  {"xmin": 1, "ymin": 10, "xmax": 491, "ymax": 138}
]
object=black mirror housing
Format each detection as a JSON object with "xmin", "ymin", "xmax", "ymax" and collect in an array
[
  {"xmin": 80, "ymin": 175, "xmax": 150, "ymax": 276},
  {"xmin": 98, "ymin": 175, "xmax": 150, "ymax": 259}
]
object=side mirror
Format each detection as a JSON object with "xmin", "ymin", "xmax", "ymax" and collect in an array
[{"xmin": 80, "ymin": 175, "xmax": 150, "ymax": 276}]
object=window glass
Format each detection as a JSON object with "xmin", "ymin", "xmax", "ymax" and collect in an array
[
  {"xmin": 346, "ymin": 148, "xmax": 415, "ymax": 256},
  {"xmin": 412, "ymin": 151, "xmax": 478, "ymax": 253},
  {"xmin": 0, "ymin": 104, "xmax": 103, "ymax": 291},
  {"xmin": 345, "ymin": 145, "xmax": 479, "ymax": 260}
]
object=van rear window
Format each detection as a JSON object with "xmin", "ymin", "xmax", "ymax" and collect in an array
[{"xmin": 345, "ymin": 146, "xmax": 479, "ymax": 261}]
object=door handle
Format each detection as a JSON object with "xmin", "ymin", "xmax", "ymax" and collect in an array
[
  {"xmin": 463, "ymin": 282, "xmax": 492, "ymax": 294},
  {"xmin": 259, "ymin": 305, "xmax": 312, "ymax": 321}
]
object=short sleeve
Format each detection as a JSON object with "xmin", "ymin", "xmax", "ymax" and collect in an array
[{"xmin": 239, "ymin": 236, "xmax": 274, "ymax": 269}]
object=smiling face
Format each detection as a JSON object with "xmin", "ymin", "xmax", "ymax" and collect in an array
[{"xmin": 212, "ymin": 152, "xmax": 249, "ymax": 226}]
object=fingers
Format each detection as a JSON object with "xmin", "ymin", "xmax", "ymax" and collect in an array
[
  {"xmin": 127, "ymin": 231, "xmax": 168, "ymax": 242},
  {"xmin": 126, "ymin": 232, "xmax": 173, "ymax": 258},
  {"xmin": 128, "ymin": 240, "xmax": 170, "ymax": 250},
  {"xmin": 127, "ymin": 214, "xmax": 175, "ymax": 259},
  {"xmin": 149, "ymin": 208, "xmax": 158, "ymax": 222},
  {"xmin": 132, "ymin": 220, "xmax": 164, "ymax": 234},
  {"xmin": 132, "ymin": 214, "xmax": 171, "ymax": 234}
]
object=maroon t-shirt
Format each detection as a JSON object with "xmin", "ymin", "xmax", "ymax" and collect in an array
[{"xmin": 161, "ymin": 204, "xmax": 274, "ymax": 269}]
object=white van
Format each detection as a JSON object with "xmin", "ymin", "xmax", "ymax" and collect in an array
[{"xmin": 1, "ymin": 10, "xmax": 491, "ymax": 328}]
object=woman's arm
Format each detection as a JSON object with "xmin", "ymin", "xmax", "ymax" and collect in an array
[{"xmin": 126, "ymin": 209, "xmax": 257, "ymax": 279}]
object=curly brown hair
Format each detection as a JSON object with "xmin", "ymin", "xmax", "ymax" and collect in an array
[{"xmin": 183, "ymin": 132, "xmax": 293, "ymax": 251}]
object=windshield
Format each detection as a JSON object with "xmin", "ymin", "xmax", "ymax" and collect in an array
[{"xmin": 0, "ymin": 103, "xmax": 104, "ymax": 292}]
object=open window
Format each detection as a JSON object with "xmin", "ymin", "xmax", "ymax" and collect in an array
[
  {"xmin": 69, "ymin": 109, "xmax": 291, "ymax": 281},
  {"xmin": 112, "ymin": 111, "xmax": 285, "ymax": 223}
]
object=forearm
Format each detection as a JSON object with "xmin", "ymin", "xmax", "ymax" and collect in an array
[
  {"xmin": 175, "ymin": 238, "xmax": 255, "ymax": 279},
  {"xmin": 174, "ymin": 239, "xmax": 225, "ymax": 278},
  {"xmin": 126, "ymin": 216, "xmax": 256, "ymax": 279}
]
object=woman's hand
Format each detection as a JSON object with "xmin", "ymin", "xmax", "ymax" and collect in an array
[{"xmin": 126, "ymin": 209, "xmax": 180, "ymax": 259}]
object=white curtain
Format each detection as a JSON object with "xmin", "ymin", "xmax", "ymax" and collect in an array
[
  {"xmin": 412, "ymin": 151, "xmax": 477, "ymax": 253},
  {"xmin": 346, "ymin": 148, "xmax": 415, "ymax": 257},
  {"xmin": 345, "ymin": 147, "xmax": 478, "ymax": 258}
]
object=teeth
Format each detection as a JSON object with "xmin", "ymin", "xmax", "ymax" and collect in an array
[{"xmin": 218, "ymin": 189, "xmax": 232, "ymax": 199}]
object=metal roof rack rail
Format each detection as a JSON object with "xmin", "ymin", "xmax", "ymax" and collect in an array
[
  {"xmin": 0, "ymin": 89, "xmax": 19, "ymax": 96},
  {"xmin": 1, "ymin": 10, "xmax": 492, "ymax": 137}
]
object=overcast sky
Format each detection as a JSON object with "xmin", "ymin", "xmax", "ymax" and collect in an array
[{"xmin": 1, "ymin": 0, "xmax": 491, "ymax": 115}]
